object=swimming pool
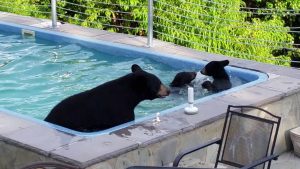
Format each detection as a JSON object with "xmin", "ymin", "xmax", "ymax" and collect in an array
[{"xmin": 0, "ymin": 21, "xmax": 268, "ymax": 136}]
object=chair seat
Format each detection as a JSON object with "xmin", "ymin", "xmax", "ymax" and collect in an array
[{"xmin": 127, "ymin": 166, "xmax": 232, "ymax": 169}]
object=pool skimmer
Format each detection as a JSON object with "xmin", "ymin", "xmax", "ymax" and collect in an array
[{"xmin": 21, "ymin": 29, "xmax": 35, "ymax": 37}]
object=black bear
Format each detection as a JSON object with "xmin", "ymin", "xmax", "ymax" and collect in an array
[
  {"xmin": 170, "ymin": 71, "xmax": 197, "ymax": 87},
  {"xmin": 44, "ymin": 64, "xmax": 170, "ymax": 132},
  {"xmin": 200, "ymin": 60, "xmax": 232, "ymax": 92}
]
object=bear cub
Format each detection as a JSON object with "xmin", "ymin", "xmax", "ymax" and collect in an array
[
  {"xmin": 200, "ymin": 60, "xmax": 232, "ymax": 92},
  {"xmin": 169, "ymin": 60, "xmax": 232, "ymax": 92},
  {"xmin": 170, "ymin": 71, "xmax": 197, "ymax": 87},
  {"xmin": 45, "ymin": 64, "xmax": 170, "ymax": 132}
]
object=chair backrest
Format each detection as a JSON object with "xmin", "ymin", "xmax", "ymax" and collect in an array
[{"xmin": 215, "ymin": 105, "xmax": 281, "ymax": 169}]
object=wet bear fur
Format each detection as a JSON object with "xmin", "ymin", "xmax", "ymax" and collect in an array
[
  {"xmin": 170, "ymin": 71, "xmax": 197, "ymax": 87},
  {"xmin": 45, "ymin": 64, "xmax": 170, "ymax": 132},
  {"xmin": 200, "ymin": 60, "xmax": 232, "ymax": 92}
]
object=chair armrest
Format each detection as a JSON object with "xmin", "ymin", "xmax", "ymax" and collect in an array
[
  {"xmin": 19, "ymin": 161, "xmax": 79, "ymax": 169},
  {"xmin": 172, "ymin": 138, "xmax": 222, "ymax": 167},
  {"xmin": 240, "ymin": 154, "xmax": 279, "ymax": 169}
]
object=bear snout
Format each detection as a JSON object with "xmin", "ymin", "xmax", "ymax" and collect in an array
[
  {"xmin": 191, "ymin": 72, "xmax": 197, "ymax": 79},
  {"xmin": 157, "ymin": 84, "xmax": 170, "ymax": 98},
  {"xmin": 200, "ymin": 68, "xmax": 207, "ymax": 75}
]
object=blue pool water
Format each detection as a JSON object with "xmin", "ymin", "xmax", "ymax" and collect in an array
[
  {"xmin": 0, "ymin": 21, "xmax": 267, "ymax": 135},
  {"xmin": 0, "ymin": 31, "xmax": 179, "ymax": 119}
]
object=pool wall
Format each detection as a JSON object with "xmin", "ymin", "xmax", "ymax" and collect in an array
[{"xmin": 1, "ymin": 12, "xmax": 300, "ymax": 169}]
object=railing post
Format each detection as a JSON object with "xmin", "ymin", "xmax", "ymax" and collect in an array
[
  {"xmin": 147, "ymin": 0, "xmax": 153, "ymax": 47},
  {"xmin": 51, "ymin": 0, "xmax": 57, "ymax": 28}
]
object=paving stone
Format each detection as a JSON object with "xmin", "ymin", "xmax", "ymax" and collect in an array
[
  {"xmin": 50, "ymin": 134, "xmax": 138, "ymax": 166},
  {"xmin": 3, "ymin": 124, "xmax": 83, "ymax": 153}
]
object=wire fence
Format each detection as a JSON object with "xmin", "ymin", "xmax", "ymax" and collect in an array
[
  {"xmin": 0, "ymin": 1, "xmax": 51, "ymax": 15},
  {"xmin": 56, "ymin": 0, "xmax": 148, "ymax": 34},
  {"xmin": 0, "ymin": 0, "xmax": 300, "ymax": 66},
  {"xmin": 152, "ymin": 0, "xmax": 300, "ymax": 66}
]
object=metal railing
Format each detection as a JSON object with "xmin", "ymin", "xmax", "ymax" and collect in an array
[
  {"xmin": 147, "ymin": 0, "xmax": 153, "ymax": 47},
  {"xmin": 51, "ymin": 0, "xmax": 57, "ymax": 28},
  {"xmin": 0, "ymin": 0, "xmax": 300, "ymax": 65}
]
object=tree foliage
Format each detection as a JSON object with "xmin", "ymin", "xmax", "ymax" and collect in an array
[
  {"xmin": 0, "ymin": 0, "xmax": 50, "ymax": 18},
  {"xmin": 154, "ymin": 0, "xmax": 293, "ymax": 65},
  {"xmin": 0, "ymin": 0, "xmax": 299, "ymax": 66}
]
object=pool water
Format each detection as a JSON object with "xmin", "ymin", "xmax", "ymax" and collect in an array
[{"xmin": 0, "ymin": 30, "xmax": 247, "ymax": 120}]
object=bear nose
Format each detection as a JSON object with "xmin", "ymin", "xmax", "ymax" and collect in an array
[
  {"xmin": 200, "ymin": 68, "xmax": 206, "ymax": 75},
  {"xmin": 166, "ymin": 88, "xmax": 170, "ymax": 95},
  {"xmin": 158, "ymin": 85, "xmax": 170, "ymax": 98},
  {"xmin": 192, "ymin": 72, "xmax": 197, "ymax": 78}
]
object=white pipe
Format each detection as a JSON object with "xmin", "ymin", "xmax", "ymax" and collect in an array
[
  {"xmin": 188, "ymin": 87, "xmax": 194, "ymax": 103},
  {"xmin": 185, "ymin": 87, "xmax": 198, "ymax": 115},
  {"xmin": 51, "ymin": 0, "xmax": 57, "ymax": 28},
  {"xmin": 147, "ymin": 0, "xmax": 153, "ymax": 47}
]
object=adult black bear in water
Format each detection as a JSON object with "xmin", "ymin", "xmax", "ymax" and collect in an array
[{"xmin": 45, "ymin": 64, "xmax": 170, "ymax": 132}]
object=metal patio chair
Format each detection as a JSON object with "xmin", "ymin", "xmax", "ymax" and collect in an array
[
  {"xmin": 128, "ymin": 105, "xmax": 281, "ymax": 169},
  {"xmin": 19, "ymin": 161, "xmax": 80, "ymax": 169}
]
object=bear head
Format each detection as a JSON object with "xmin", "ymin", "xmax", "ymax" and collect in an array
[
  {"xmin": 131, "ymin": 64, "xmax": 170, "ymax": 100},
  {"xmin": 200, "ymin": 60, "xmax": 229, "ymax": 78},
  {"xmin": 170, "ymin": 71, "xmax": 197, "ymax": 87}
]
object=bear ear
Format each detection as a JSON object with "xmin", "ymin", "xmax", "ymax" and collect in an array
[
  {"xmin": 220, "ymin": 60, "xmax": 229, "ymax": 67},
  {"xmin": 131, "ymin": 64, "xmax": 143, "ymax": 73}
]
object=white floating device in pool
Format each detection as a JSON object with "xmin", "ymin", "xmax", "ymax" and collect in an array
[{"xmin": 184, "ymin": 87, "xmax": 198, "ymax": 115}]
